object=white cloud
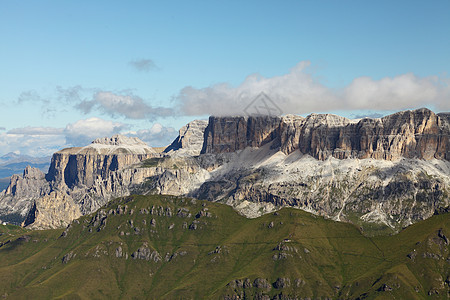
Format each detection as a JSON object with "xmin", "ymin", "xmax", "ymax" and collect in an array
[
  {"xmin": 129, "ymin": 59, "xmax": 159, "ymax": 72},
  {"xmin": 64, "ymin": 117, "xmax": 129, "ymax": 146},
  {"xmin": 126, "ymin": 123, "xmax": 176, "ymax": 147},
  {"xmin": 343, "ymin": 74, "xmax": 450, "ymax": 111},
  {"xmin": 0, "ymin": 132, "xmax": 67, "ymax": 157},
  {"xmin": 16, "ymin": 86, "xmax": 173, "ymax": 121},
  {"xmin": 149, "ymin": 123, "xmax": 163, "ymax": 134},
  {"xmin": 177, "ymin": 61, "xmax": 450, "ymax": 116},
  {"xmin": 0, "ymin": 118, "xmax": 126, "ymax": 156},
  {"xmin": 8, "ymin": 127, "xmax": 63, "ymax": 135},
  {"xmin": 17, "ymin": 90, "xmax": 49, "ymax": 104},
  {"xmin": 1, "ymin": 118, "xmax": 178, "ymax": 156},
  {"xmin": 76, "ymin": 91, "xmax": 174, "ymax": 120}
]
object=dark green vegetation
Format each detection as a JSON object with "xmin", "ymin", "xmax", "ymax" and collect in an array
[
  {"xmin": 141, "ymin": 157, "xmax": 168, "ymax": 168},
  {"xmin": 0, "ymin": 195, "xmax": 448, "ymax": 299}
]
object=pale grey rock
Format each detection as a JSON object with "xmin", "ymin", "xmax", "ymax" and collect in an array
[
  {"xmin": 115, "ymin": 246, "xmax": 123, "ymax": 258},
  {"xmin": 0, "ymin": 166, "xmax": 50, "ymax": 223},
  {"xmin": 164, "ymin": 120, "xmax": 208, "ymax": 155},
  {"xmin": 1, "ymin": 109, "xmax": 449, "ymax": 231},
  {"xmin": 131, "ymin": 243, "xmax": 161, "ymax": 262},
  {"xmin": 92, "ymin": 134, "xmax": 148, "ymax": 146},
  {"xmin": 253, "ymin": 278, "xmax": 271, "ymax": 289},
  {"xmin": 62, "ymin": 251, "xmax": 75, "ymax": 264},
  {"xmin": 24, "ymin": 191, "xmax": 82, "ymax": 230},
  {"xmin": 0, "ymin": 136, "xmax": 162, "ymax": 228}
]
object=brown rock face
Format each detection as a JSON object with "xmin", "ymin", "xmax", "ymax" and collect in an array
[
  {"xmin": 201, "ymin": 116, "xmax": 281, "ymax": 154},
  {"xmin": 43, "ymin": 140, "xmax": 161, "ymax": 216},
  {"xmin": 46, "ymin": 134, "xmax": 158, "ymax": 190},
  {"xmin": 23, "ymin": 191, "xmax": 82, "ymax": 229},
  {"xmin": 46, "ymin": 152, "xmax": 154, "ymax": 189},
  {"xmin": 201, "ymin": 108, "xmax": 450, "ymax": 161}
]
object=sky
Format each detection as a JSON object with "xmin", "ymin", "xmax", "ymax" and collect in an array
[{"xmin": 0, "ymin": 1, "xmax": 449, "ymax": 157}]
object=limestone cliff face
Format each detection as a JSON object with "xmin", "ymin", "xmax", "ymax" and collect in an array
[
  {"xmin": 23, "ymin": 191, "xmax": 82, "ymax": 229},
  {"xmin": 0, "ymin": 135, "xmax": 161, "ymax": 228},
  {"xmin": 47, "ymin": 150, "xmax": 154, "ymax": 190},
  {"xmin": 1, "ymin": 110, "xmax": 448, "ymax": 230},
  {"xmin": 201, "ymin": 108, "xmax": 450, "ymax": 161},
  {"xmin": 312, "ymin": 108, "xmax": 449, "ymax": 160},
  {"xmin": 42, "ymin": 135, "xmax": 161, "ymax": 216},
  {"xmin": 201, "ymin": 116, "xmax": 281, "ymax": 154},
  {"xmin": 164, "ymin": 120, "xmax": 208, "ymax": 155}
]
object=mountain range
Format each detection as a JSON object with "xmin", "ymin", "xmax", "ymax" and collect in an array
[
  {"xmin": 0, "ymin": 108, "xmax": 449, "ymax": 298},
  {"xmin": 0, "ymin": 108, "xmax": 448, "ymax": 233}
]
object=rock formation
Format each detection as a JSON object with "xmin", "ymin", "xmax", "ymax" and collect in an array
[
  {"xmin": 23, "ymin": 191, "xmax": 82, "ymax": 229},
  {"xmin": 165, "ymin": 120, "xmax": 208, "ymax": 155},
  {"xmin": 0, "ymin": 109, "xmax": 448, "ymax": 230},
  {"xmin": 202, "ymin": 108, "xmax": 449, "ymax": 160},
  {"xmin": 201, "ymin": 115, "xmax": 281, "ymax": 153},
  {"xmin": 0, "ymin": 166, "xmax": 50, "ymax": 223},
  {"xmin": 0, "ymin": 135, "xmax": 161, "ymax": 227}
]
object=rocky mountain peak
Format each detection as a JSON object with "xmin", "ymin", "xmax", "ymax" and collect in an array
[
  {"xmin": 0, "ymin": 108, "xmax": 448, "ymax": 230},
  {"xmin": 304, "ymin": 113, "xmax": 354, "ymax": 127},
  {"xmin": 164, "ymin": 120, "xmax": 208, "ymax": 155},
  {"xmin": 92, "ymin": 134, "xmax": 147, "ymax": 146},
  {"xmin": 23, "ymin": 165, "xmax": 45, "ymax": 179},
  {"xmin": 201, "ymin": 108, "xmax": 449, "ymax": 160}
]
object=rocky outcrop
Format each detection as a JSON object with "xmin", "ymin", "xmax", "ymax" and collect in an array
[
  {"xmin": 0, "ymin": 166, "xmax": 50, "ymax": 222},
  {"xmin": 201, "ymin": 115, "xmax": 281, "ymax": 154},
  {"xmin": 164, "ymin": 120, "xmax": 208, "ymax": 155},
  {"xmin": 0, "ymin": 135, "xmax": 161, "ymax": 228},
  {"xmin": 202, "ymin": 108, "xmax": 450, "ymax": 161},
  {"xmin": 47, "ymin": 134, "xmax": 156, "ymax": 189},
  {"xmin": 91, "ymin": 134, "xmax": 151, "ymax": 147},
  {"xmin": 23, "ymin": 191, "xmax": 82, "ymax": 229},
  {"xmin": 1, "ymin": 110, "xmax": 448, "ymax": 230}
]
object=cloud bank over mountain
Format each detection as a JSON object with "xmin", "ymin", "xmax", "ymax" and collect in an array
[
  {"xmin": 4, "ymin": 61, "xmax": 449, "ymax": 157},
  {"xmin": 177, "ymin": 61, "xmax": 450, "ymax": 116},
  {"xmin": 1, "ymin": 118, "xmax": 175, "ymax": 157}
]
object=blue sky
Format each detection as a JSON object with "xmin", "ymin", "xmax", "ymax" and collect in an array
[{"xmin": 0, "ymin": 1, "xmax": 449, "ymax": 156}]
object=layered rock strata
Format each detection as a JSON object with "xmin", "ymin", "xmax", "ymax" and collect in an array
[
  {"xmin": 164, "ymin": 120, "xmax": 208, "ymax": 155},
  {"xmin": 0, "ymin": 135, "xmax": 162, "ymax": 228},
  {"xmin": 0, "ymin": 109, "xmax": 448, "ymax": 230},
  {"xmin": 202, "ymin": 108, "xmax": 449, "ymax": 160},
  {"xmin": 0, "ymin": 166, "xmax": 50, "ymax": 223}
]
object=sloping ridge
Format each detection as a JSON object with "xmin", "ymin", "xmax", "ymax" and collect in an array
[{"xmin": 0, "ymin": 194, "xmax": 448, "ymax": 299}]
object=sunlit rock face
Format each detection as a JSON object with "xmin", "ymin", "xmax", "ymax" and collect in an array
[
  {"xmin": 0, "ymin": 109, "xmax": 448, "ymax": 230},
  {"xmin": 0, "ymin": 135, "xmax": 162, "ymax": 228},
  {"xmin": 164, "ymin": 120, "xmax": 208, "ymax": 156},
  {"xmin": 202, "ymin": 108, "xmax": 449, "ymax": 161}
]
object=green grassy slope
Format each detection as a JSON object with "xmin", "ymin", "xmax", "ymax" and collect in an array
[{"xmin": 0, "ymin": 195, "xmax": 448, "ymax": 299}]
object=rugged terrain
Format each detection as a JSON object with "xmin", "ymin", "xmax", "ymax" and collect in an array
[
  {"xmin": 0, "ymin": 153, "xmax": 50, "ymax": 193},
  {"xmin": 0, "ymin": 108, "xmax": 448, "ymax": 231},
  {"xmin": 0, "ymin": 135, "xmax": 161, "ymax": 227},
  {"xmin": 0, "ymin": 194, "xmax": 448, "ymax": 299}
]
